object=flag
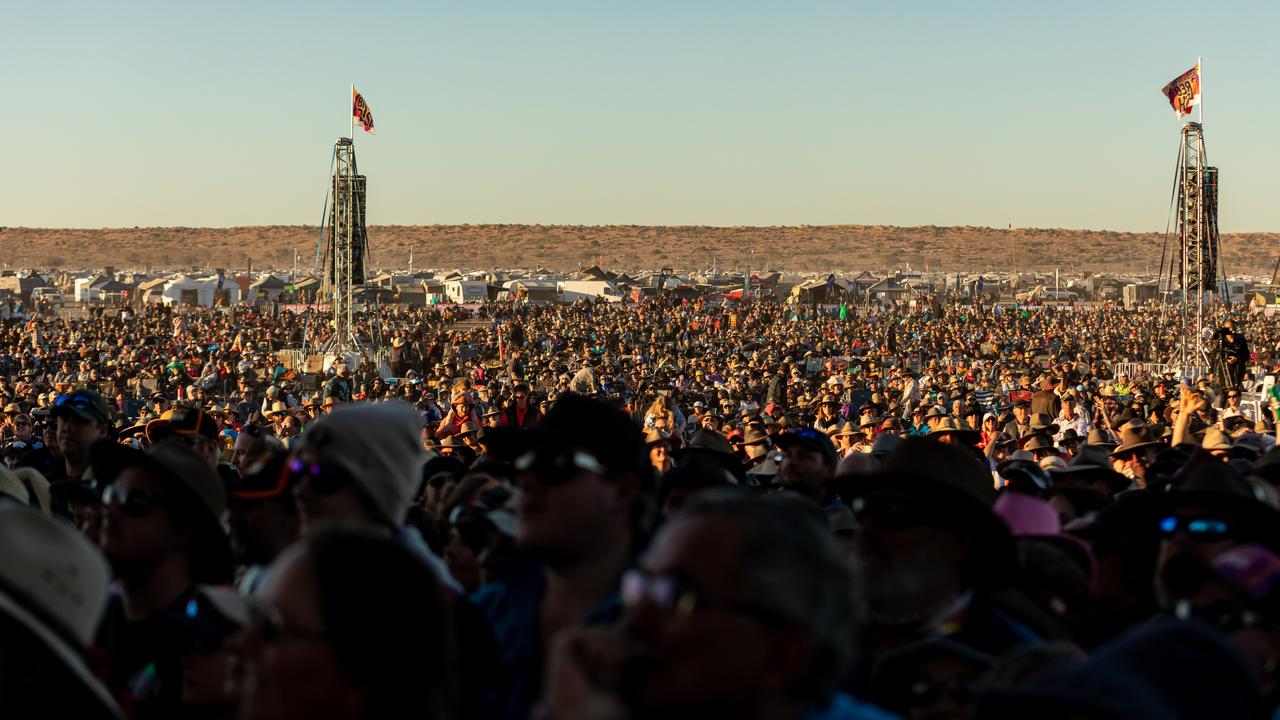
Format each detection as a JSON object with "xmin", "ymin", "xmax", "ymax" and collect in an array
[
  {"xmin": 1161, "ymin": 63, "xmax": 1201, "ymax": 118},
  {"xmin": 352, "ymin": 87, "xmax": 375, "ymax": 134}
]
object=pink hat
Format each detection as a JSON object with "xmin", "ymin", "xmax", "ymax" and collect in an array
[{"xmin": 993, "ymin": 491, "xmax": 1061, "ymax": 536}]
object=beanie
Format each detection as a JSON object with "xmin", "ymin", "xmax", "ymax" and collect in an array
[{"xmin": 299, "ymin": 401, "xmax": 426, "ymax": 525}]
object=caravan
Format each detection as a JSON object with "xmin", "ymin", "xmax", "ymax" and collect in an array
[
  {"xmin": 445, "ymin": 279, "xmax": 489, "ymax": 304},
  {"xmin": 558, "ymin": 280, "xmax": 625, "ymax": 303}
]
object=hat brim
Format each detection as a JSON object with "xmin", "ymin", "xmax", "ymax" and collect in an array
[
  {"xmin": 846, "ymin": 471, "xmax": 1016, "ymax": 587},
  {"xmin": 90, "ymin": 443, "xmax": 234, "ymax": 583},
  {"xmin": 1108, "ymin": 440, "xmax": 1164, "ymax": 458},
  {"xmin": 0, "ymin": 590, "xmax": 124, "ymax": 719}
]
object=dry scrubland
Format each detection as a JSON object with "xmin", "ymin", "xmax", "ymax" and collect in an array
[{"xmin": 4, "ymin": 225, "xmax": 1280, "ymax": 276}]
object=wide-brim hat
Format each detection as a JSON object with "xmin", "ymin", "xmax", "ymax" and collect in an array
[
  {"xmin": 1018, "ymin": 433, "xmax": 1058, "ymax": 452},
  {"xmin": 1156, "ymin": 458, "xmax": 1280, "ymax": 552},
  {"xmin": 1049, "ymin": 444, "xmax": 1131, "ymax": 494},
  {"xmin": 1109, "ymin": 425, "xmax": 1164, "ymax": 458},
  {"xmin": 1028, "ymin": 413, "xmax": 1060, "ymax": 436},
  {"xmin": 0, "ymin": 507, "xmax": 123, "ymax": 719},
  {"xmin": 90, "ymin": 440, "xmax": 233, "ymax": 585},
  {"xmin": 847, "ymin": 437, "xmax": 1016, "ymax": 587},
  {"xmin": 145, "ymin": 407, "xmax": 218, "ymax": 445},
  {"xmin": 1086, "ymin": 428, "xmax": 1117, "ymax": 449},
  {"xmin": 928, "ymin": 417, "xmax": 981, "ymax": 443}
]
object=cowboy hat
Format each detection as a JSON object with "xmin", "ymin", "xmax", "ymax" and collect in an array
[
  {"xmin": 1109, "ymin": 425, "xmax": 1164, "ymax": 458},
  {"xmin": 0, "ymin": 506, "xmax": 123, "ymax": 718}
]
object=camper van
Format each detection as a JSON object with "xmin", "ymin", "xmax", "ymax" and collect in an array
[
  {"xmin": 445, "ymin": 280, "xmax": 488, "ymax": 304},
  {"xmin": 558, "ymin": 280, "xmax": 625, "ymax": 303}
]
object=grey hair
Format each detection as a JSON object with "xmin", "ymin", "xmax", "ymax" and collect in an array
[{"xmin": 682, "ymin": 488, "xmax": 862, "ymax": 707}]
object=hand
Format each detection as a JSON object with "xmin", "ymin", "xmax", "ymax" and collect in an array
[{"xmin": 1178, "ymin": 389, "xmax": 1206, "ymax": 416}]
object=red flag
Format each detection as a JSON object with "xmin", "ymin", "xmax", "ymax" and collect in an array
[
  {"xmin": 352, "ymin": 87, "xmax": 375, "ymax": 134},
  {"xmin": 1161, "ymin": 63, "xmax": 1201, "ymax": 118}
]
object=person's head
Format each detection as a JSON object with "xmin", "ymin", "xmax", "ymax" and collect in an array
[
  {"xmin": 1012, "ymin": 402, "xmax": 1029, "ymax": 422},
  {"xmin": 232, "ymin": 426, "xmax": 282, "ymax": 476},
  {"xmin": 93, "ymin": 439, "xmax": 233, "ymax": 585},
  {"xmin": 616, "ymin": 490, "xmax": 857, "ymax": 715},
  {"xmin": 227, "ymin": 452, "xmax": 300, "ymax": 568},
  {"xmin": 235, "ymin": 528, "xmax": 456, "ymax": 720},
  {"xmin": 850, "ymin": 438, "xmax": 1014, "ymax": 624},
  {"xmin": 773, "ymin": 428, "xmax": 839, "ymax": 504},
  {"xmin": 52, "ymin": 389, "xmax": 112, "ymax": 468},
  {"xmin": 292, "ymin": 402, "xmax": 426, "ymax": 534},
  {"xmin": 145, "ymin": 407, "xmax": 221, "ymax": 467},
  {"xmin": 515, "ymin": 394, "xmax": 649, "ymax": 571},
  {"xmin": 10, "ymin": 414, "xmax": 32, "ymax": 441},
  {"xmin": 1156, "ymin": 461, "xmax": 1280, "ymax": 607},
  {"xmin": 1109, "ymin": 426, "xmax": 1161, "ymax": 485}
]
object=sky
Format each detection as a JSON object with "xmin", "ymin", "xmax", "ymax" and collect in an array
[{"xmin": 6, "ymin": 0, "xmax": 1279, "ymax": 232}]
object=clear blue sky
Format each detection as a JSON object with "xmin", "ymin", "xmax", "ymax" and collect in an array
[{"xmin": 8, "ymin": 0, "xmax": 1278, "ymax": 232}]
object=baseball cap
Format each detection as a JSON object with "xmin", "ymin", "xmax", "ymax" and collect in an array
[
  {"xmin": 50, "ymin": 389, "xmax": 111, "ymax": 425},
  {"xmin": 145, "ymin": 407, "xmax": 219, "ymax": 445},
  {"xmin": 226, "ymin": 451, "xmax": 293, "ymax": 502},
  {"xmin": 774, "ymin": 427, "xmax": 839, "ymax": 468}
]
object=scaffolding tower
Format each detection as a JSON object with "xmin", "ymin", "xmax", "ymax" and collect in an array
[
  {"xmin": 1161, "ymin": 121, "xmax": 1225, "ymax": 376},
  {"xmin": 319, "ymin": 137, "xmax": 369, "ymax": 353}
]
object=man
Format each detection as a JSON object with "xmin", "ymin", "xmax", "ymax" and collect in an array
[
  {"xmin": 1219, "ymin": 320, "xmax": 1250, "ymax": 388},
  {"xmin": 476, "ymin": 393, "xmax": 649, "ymax": 720},
  {"xmin": 849, "ymin": 438, "xmax": 1053, "ymax": 661},
  {"xmin": 570, "ymin": 358, "xmax": 600, "ymax": 397},
  {"xmin": 502, "ymin": 383, "xmax": 542, "ymax": 430},
  {"xmin": 1108, "ymin": 425, "xmax": 1162, "ymax": 487},
  {"xmin": 1002, "ymin": 400, "xmax": 1032, "ymax": 441},
  {"xmin": 1154, "ymin": 460, "xmax": 1280, "ymax": 611},
  {"xmin": 225, "ymin": 450, "xmax": 299, "ymax": 595},
  {"xmin": 1054, "ymin": 391, "xmax": 1092, "ymax": 441},
  {"xmin": 229, "ymin": 424, "xmax": 282, "ymax": 476},
  {"xmin": 773, "ymin": 427, "xmax": 840, "ymax": 507},
  {"xmin": 1222, "ymin": 388, "xmax": 1252, "ymax": 423},
  {"xmin": 48, "ymin": 388, "xmax": 114, "ymax": 532},
  {"xmin": 92, "ymin": 439, "xmax": 238, "ymax": 717},
  {"xmin": 545, "ymin": 490, "xmax": 894, "ymax": 720},
  {"xmin": 1030, "ymin": 376, "xmax": 1061, "ymax": 419},
  {"xmin": 145, "ymin": 406, "xmax": 221, "ymax": 467},
  {"xmin": 323, "ymin": 362, "xmax": 353, "ymax": 404}
]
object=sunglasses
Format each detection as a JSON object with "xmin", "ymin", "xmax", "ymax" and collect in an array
[
  {"xmin": 288, "ymin": 458, "xmax": 352, "ymax": 494},
  {"xmin": 55, "ymin": 394, "xmax": 105, "ymax": 420},
  {"xmin": 514, "ymin": 446, "xmax": 609, "ymax": 485},
  {"xmin": 621, "ymin": 569, "xmax": 789, "ymax": 626},
  {"xmin": 1158, "ymin": 515, "xmax": 1232, "ymax": 543},
  {"xmin": 102, "ymin": 485, "xmax": 168, "ymax": 517}
]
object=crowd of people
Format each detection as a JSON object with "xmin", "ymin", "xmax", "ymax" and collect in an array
[{"xmin": 4, "ymin": 294, "xmax": 1280, "ymax": 719}]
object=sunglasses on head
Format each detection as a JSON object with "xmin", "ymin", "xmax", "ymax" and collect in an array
[
  {"xmin": 288, "ymin": 458, "xmax": 353, "ymax": 494},
  {"xmin": 102, "ymin": 484, "xmax": 168, "ymax": 517},
  {"xmin": 1158, "ymin": 515, "xmax": 1232, "ymax": 543},
  {"xmin": 514, "ymin": 446, "xmax": 609, "ymax": 485}
]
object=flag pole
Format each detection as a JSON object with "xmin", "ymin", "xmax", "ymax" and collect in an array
[
  {"xmin": 350, "ymin": 82, "xmax": 355, "ymax": 142},
  {"xmin": 1198, "ymin": 57, "xmax": 1203, "ymax": 125}
]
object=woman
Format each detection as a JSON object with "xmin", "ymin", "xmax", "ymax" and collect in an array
[{"xmin": 235, "ymin": 529, "xmax": 458, "ymax": 720}]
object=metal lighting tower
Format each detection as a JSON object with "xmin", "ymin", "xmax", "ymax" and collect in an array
[
  {"xmin": 1159, "ymin": 122, "xmax": 1224, "ymax": 375},
  {"xmin": 320, "ymin": 137, "xmax": 369, "ymax": 353}
]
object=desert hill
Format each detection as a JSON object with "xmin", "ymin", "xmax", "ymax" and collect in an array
[{"xmin": 3, "ymin": 225, "xmax": 1279, "ymax": 276}]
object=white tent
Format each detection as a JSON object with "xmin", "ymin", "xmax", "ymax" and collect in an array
[{"xmin": 153, "ymin": 275, "xmax": 240, "ymax": 306}]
